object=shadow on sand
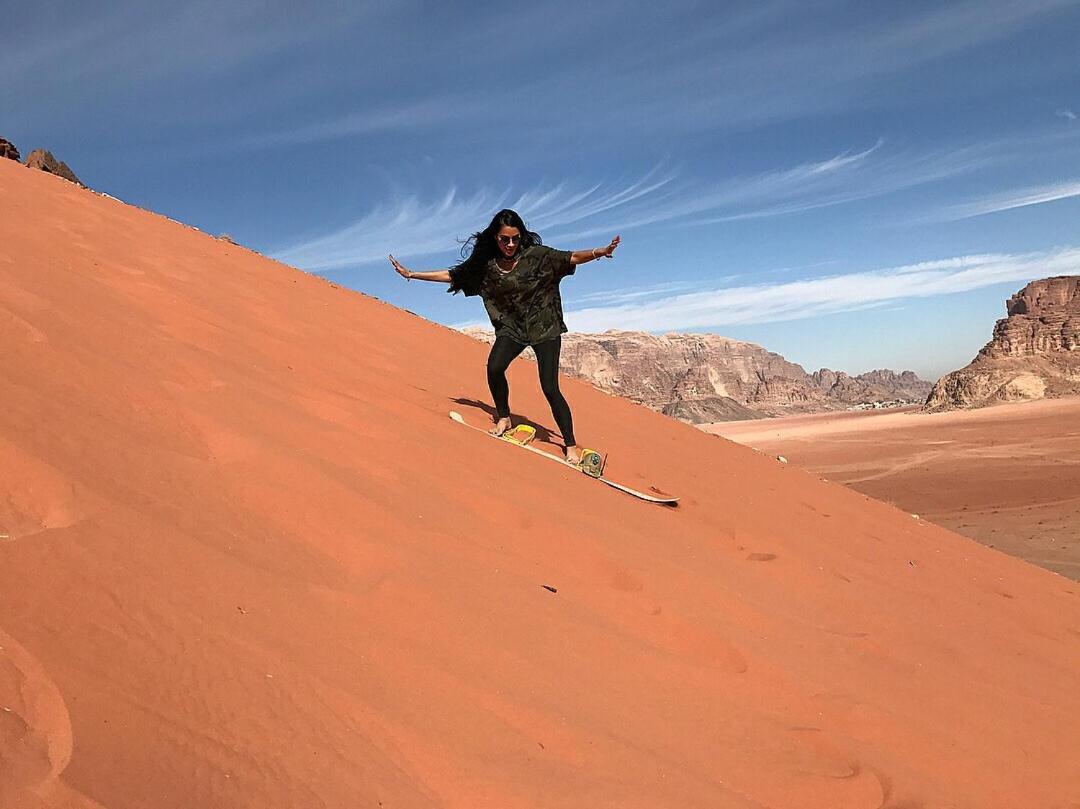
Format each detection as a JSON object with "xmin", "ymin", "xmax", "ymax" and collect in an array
[{"xmin": 448, "ymin": 397, "xmax": 562, "ymax": 444}]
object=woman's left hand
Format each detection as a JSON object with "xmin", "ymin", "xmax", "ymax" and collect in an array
[{"xmin": 600, "ymin": 235, "xmax": 620, "ymax": 258}]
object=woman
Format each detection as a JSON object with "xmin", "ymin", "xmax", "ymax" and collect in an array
[{"xmin": 389, "ymin": 209, "xmax": 619, "ymax": 466}]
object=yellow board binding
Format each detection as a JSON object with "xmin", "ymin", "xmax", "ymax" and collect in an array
[
  {"xmin": 578, "ymin": 448, "xmax": 605, "ymax": 478},
  {"xmin": 501, "ymin": 423, "xmax": 536, "ymax": 446}
]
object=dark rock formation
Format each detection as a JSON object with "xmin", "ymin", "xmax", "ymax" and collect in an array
[
  {"xmin": 24, "ymin": 149, "xmax": 84, "ymax": 186},
  {"xmin": 0, "ymin": 137, "xmax": 19, "ymax": 162},
  {"xmin": 926, "ymin": 276, "xmax": 1079, "ymax": 410}
]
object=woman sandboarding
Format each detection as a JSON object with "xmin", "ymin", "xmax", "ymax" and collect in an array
[{"xmin": 389, "ymin": 209, "xmax": 619, "ymax": 466}]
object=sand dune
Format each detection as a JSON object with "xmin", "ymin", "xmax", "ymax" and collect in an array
[
  {"xmin": 709, "ymin": 400, "xmax": 1080, "ymax": 580},
  {"xmin": 2, "ymin": 160, "xmax": 1079, "ymax": 808}
]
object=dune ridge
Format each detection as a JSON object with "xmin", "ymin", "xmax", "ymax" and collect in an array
[{"xmin": 1, "ymin": 160, "xmax": 1078, "ymax": 808}]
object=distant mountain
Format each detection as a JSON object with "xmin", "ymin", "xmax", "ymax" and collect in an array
[
  {"xmin": 811, "ymin": 367, "xmax": 932, "ymax": 406},
  {"xmin": 927, "ymin": 276, "xmax": 1079, "ymax": 410},
  {"xmin": 463, "ymin": 329, "xmax": 932, "ymax": 423}
]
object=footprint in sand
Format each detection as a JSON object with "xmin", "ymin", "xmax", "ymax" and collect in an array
[
  {"xmin": 775, "ymin": 728, "xmax": 892, "ymax": 809},
  {"xmin": 606, "ymin": 565, "xmax": 645, "ymax": 593},
  {"xmin": 0, "ymin": 308, "xmax": 49, "ymax": 345},
  {"xmin": 595, "ymin": 559, "xmax": 748, "ymax": 673},
  {"xmin": 649, "ymin": 612, "xmax": 749, "ymax": 674},
  {"xmin": 0, "ymin": 441, "xmax": 84, "ymax": 541},
  {"xmin": 0, "ymin": 629, "xmax": 75, "ymax": 806},
  {"xmin": 746, "ymin": 552, "xmax": 778, "ymax": 562}
]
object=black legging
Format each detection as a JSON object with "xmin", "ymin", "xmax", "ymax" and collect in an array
[{"xmin": 487, "ymin": 334, "xmax": 576, "ymax": 446}]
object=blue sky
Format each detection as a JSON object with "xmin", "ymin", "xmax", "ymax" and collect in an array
[{"xmin": 4, "ymin": 0, "xmax": 1079, "ymax": 379}]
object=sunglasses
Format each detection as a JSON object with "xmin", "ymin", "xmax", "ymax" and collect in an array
[{"xmin": 496, "ymin": 234, "xmax": 521, "ymax": 245}]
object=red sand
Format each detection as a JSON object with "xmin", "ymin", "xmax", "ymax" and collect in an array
[
  {"xmin": 1, "ymin": 160, "xmax": 1079, "ymax": 808},
  {"xmin": 709, "ymin": 400, "xmax": 1080, "ymax": 580}
]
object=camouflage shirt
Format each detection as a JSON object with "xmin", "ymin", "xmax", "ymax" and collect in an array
[{"xmin": 449, "ymin": 245, "xmax": 575, "ymax": 345}]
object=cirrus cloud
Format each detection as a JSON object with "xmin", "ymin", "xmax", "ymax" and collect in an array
[{"xmin": 549, "ymin": 247, "xmax": 1080, "ymax": 332}]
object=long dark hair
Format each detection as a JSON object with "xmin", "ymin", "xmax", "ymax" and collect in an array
[{"xmin": 447, "ymin": 209, "xmax": 541, "ymax": 295}]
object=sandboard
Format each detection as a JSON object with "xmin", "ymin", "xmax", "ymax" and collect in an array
[{"xmin": 449, "ymin": 411, "xmax": 679, "ymax": 506}]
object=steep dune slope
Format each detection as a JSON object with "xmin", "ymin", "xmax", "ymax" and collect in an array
[{"xmin": 1, "ymin": 160, "xmax": 1078, "ymax": 808}]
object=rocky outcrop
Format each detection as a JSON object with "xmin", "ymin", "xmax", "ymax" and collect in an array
[
  {"xmin": 926, "ymin": 276, "xmax": 1079, "ymax": 410},
  {"xmin": 813, "ymin": 368, "xmax": 932, "ymax": 404},
  {"xmin": 463, "ymin": 328, "xmax": 932, "ymax": 423},
  {"xmin": 558, "ymin": 331, "xmax": 825, "ymax": 421},
  {"xmin": 24, "ymin": 149, "xmax": 83, "ymax": 186},
  {"xmin": 0, "ymin": 137, "xmax": 19, "ymax": 162},
  {"xmin": 981, "ymin": 276, "xmax": 1079, "ymax": 358}
]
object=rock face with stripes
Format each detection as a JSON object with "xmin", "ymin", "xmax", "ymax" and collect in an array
[
  {"xmin": 926, "ymin": 276, "xmax": 1080, "ymax": 410},
  {"xmin": 464, "ymin": 328, "xmax": 932, "ymax": 422}
]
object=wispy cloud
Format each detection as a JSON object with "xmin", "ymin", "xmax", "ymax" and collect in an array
[
  {"xmin": 580, "ymin": 0, "xmax": 1078, "ymax": 138},
  {"xmin": 273, "ymin": 186, "xmax": 502, "ymax": 272},
  {"xmin": 676, "ymin": 141, "xmax": 985, "ymax": 226},
  {"xmin": 271, "ymin": 163, "xmax": 678, "ymax": 271},
  {"xmin": 0, "ymin": 1, "xmax": 380, "ymax": 129},
  {"xmin": 533, "ymin": 140, "xmax": 992, "ymax": 246},
  {"xmin": 940, "ymin": 179, "xmax": 1080, "ymax": 220},
  {"xmin": 1056, "ymin": 108, "xmax": 1078, "ymax": 121},
  {"xmin": 233, "ymin": 0, "xmax": 1078, "ymax": 150},
  {"xmin": 556, "ymin": 247, "xmax": 1080, "ymax": 332},
  {"xmin": 239, "ymin": 96, "xmax": 483, "ymax": 148},
  {"xmin": 274, "ymin": 140, "xmax": 986, "ymax": 271},
  {"xmin": 569, "ymin": 281, "xmax": 726, "ymax": 307}
]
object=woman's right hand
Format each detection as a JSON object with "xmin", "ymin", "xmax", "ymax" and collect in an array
[{"xmin": 389, "ymin": 254, "xmax": 411, "ymax": 280}]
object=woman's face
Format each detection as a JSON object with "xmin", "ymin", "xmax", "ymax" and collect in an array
[{"xmin": 495, "ymin": 225, "xmax": 521, "ymax": 258}]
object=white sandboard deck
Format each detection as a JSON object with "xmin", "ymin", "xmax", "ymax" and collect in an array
[{"xmin": 449, "ymin": 410, "xmax": 679, "ymax": 506}]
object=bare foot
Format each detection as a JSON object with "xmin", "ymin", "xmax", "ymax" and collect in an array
[
  {"xmin": 489, "ymin": 416, "xmax": 512, "ymax": 437},
  {"xmin": 565, "ymin": 445, "xmax": 582, "ymax": 465}
]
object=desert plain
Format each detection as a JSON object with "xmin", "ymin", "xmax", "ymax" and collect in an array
[{"xmin": 708, "ymin": 397, "xmax": 1080, "ymax": 580}]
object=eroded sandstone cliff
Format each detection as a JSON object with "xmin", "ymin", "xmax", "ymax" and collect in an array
[
  {"xmin": 464, "ymin": 328, "xmax": 931, "ymax": 422},
  {"xmin": 926, "ymin": 276, "xmax": 1079, "ymax": 410}
]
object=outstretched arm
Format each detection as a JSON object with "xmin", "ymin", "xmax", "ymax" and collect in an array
[
  {"xmin": 570, "ymin": 235, "xmax": 620, "ymax": 266},
  {"xmin": 389, "ymin": 254, "xmax": 451, "ymax": 283}
]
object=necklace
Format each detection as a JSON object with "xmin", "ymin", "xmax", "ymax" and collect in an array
[{"xmin": 495, "ymin": 256, "xmax": 517, "ymax": 274}]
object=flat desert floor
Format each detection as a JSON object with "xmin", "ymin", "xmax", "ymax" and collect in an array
[{"xmin": 707, "ymin": 397, "xmax": 1080, "ymax": 580}]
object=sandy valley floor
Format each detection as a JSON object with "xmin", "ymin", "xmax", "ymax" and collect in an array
[{"xmin": 708, "ymin": 397, "xmax": 1080, "ymax": 580}]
